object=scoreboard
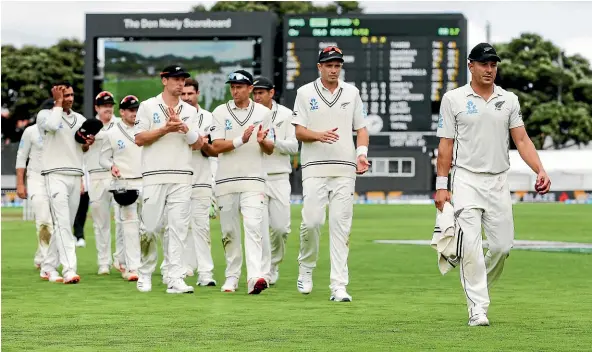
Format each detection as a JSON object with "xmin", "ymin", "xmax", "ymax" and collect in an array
[{"xmin": 282, "ymin": 14, "xmax": 467, "ymax": 148}]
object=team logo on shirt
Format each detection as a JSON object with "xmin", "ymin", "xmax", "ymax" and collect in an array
[
  {"xmin": 269, "ymin": 128, "xmax": 275, "ymax": 141},
  {"xmin": 494, "ymin": 101, "xmax": 505, "ymax": 111},
  {"xmin": 466, "ymin": 101, "xmax": 478, "ymax": 115},
  {"xmin": 153, "ymin": 112, "xmax": 161, "ymax": 123},
  {"xmin": 309, "ymin": 97, "xmax": 319, "ymax": 111},
  {"xmin": 117, "ymin": 140, "xmax": 125, "ymax": 150},
  {"xmin": 438, "ymin": 113, "xmax": 444, "ymax": 128},
  {"xmin": 225, "ymin": 119, "xmax": 232, "ymax": 130},
  {"xmin": 340, "ymin": 102, "xmax": 351, "ymax": 109}
]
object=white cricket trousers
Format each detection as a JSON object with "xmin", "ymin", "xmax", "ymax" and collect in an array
[
  {"xmin": 115, "ymin": 187, "xmax": 143, "ymax": 273},
  {"xmin": 451, "ymin": 166, "xmax": 514, "ymax": 318},
  {"xmin": 218, "ymin": 191, "xmax": 265, "ymax": 282},
  {"xmin": 89, "ymin": 176, "xmax": 123, "ymax": 267},
  {"xmin": 261, "ymin": 175, "xmax": 292, "ymax": 280},
  {"xmin": 42, "ymin": 173, "xmax": 81, "ymax": 277},
  {"xmin": 183, "ymin": 195, "xmax": 215, "ymax": 277},
  {"xmin": 28, "ymin": 172, "xmax": 52, "ymax": 266},
  {"xmin": 140, "ymin": 184, "xmax": 191, "ymax": 281},
  {"xmin": 298, "ymin": 176, "xmax": 355, "ymax": 291}
]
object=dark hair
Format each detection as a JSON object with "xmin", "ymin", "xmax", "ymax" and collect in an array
[
  {"xmin": 53, "ymin": 81, "xmax": 72, "ymax": 88},
  {"xmin": 185, "ymin": 78, "xmax": 199, "ymax": 92}
]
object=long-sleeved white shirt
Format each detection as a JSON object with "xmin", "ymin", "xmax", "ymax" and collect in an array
[
  {"xmin": 15, "ymin": 124, "xmax": 44, "ymax": 174},
  {"xmin": 37, "ymin": 107, "xmax": 86, "ymax": 176},
  {"xmin": 99, "ymin": 121, "xmax": 142, "ymax": 179},
  {"xmin": 264, "ymin": 100, "xmax": 299, "ymax": 175}
]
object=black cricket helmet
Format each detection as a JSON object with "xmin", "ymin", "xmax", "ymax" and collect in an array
[
  {"xmin": 109, "ymin": 179, "xmax": 139, "ymax": 206},
  {"xmin": 74, "ymin": 119, "xmax": 103, "ymax": 144}
]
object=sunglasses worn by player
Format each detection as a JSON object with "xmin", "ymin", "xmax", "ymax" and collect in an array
[{"xmin": 228, "ymin": 72, "xmax": 252, "ymax": 83}]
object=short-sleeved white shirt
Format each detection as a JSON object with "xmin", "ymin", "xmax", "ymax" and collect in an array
[{"xmin": 437, "ymin": 83, "xmax": 524, "ymax": 174}]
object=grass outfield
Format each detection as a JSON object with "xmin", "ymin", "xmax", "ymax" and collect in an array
[{"xmin": 2, "ymin": 204, "xmax": 592, "ymax": 351}]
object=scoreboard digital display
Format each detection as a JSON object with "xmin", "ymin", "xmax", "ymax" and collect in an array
[{"xmin": 282, "ymin": 14, "xmax": 467, "ymax": 148}]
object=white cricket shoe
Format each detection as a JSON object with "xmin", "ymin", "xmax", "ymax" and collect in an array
[
  {"xmin": 166, "ymin": 278, "xmax": 194, "ymax": 294},
  {"xmin": 248, "ymin": 277, "xmax": 269, "ymax": 295},
  {"xmin": 468, "ymin": 314, "xmax": 490, "ymax": 327},
  {"xmin": 297, "ymin": 270, "xmax": 313, "ymax": 294},
  {"xmin": 269, "ymin": 266, "xmax": 279, "ymax": 285},
  {"xmin": 197, "ymin": 274, "xmax": 217, "ymax": 287},
  {"xmin": 221, "ymin": 277, "xmax": 239, "ymax": 292},
  {"xmin": 330, "ymin": 288, "xmax": 352, "ymax": 302},
  {"xmin": 137, "ymin": 275, "xmax": 152, "ymax": 292},
  {"xmin": 97, "ymin": 265, "xmax": 110, "ymax": 275},
  {"xmin": 75, "ymin": 238, "xmax": 86, "ymax": 248},
  {"xmin": 40, "ymin": 270, "xmax": 63, "ymax": 283},
  {"xmin": 63, "ymin": 272, "xmax": 80, "ymax": 284}
]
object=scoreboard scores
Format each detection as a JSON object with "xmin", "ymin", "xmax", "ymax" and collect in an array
[{"xmin": 282, "ymin": 14, "xmax": 467, "ymax": 148}]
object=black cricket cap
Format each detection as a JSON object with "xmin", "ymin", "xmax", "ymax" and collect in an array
[
  {"xmin": 468, "ymin": 43, "xmax": 501, "ymax": 63},
  {"xmin": 226, "ymin": 70, "xmax": 253, "ymax": 85},
  {"xmin": 160, "ymin": 65, "xmax": 191, "ymax": 78},
  {"xmin": 95, "ymin": 91, "xmax": 115, "ymax": 106},
  {"xmin": 318, "ymin": 46, "xmax": 344, "ymax": 63},
  {"xmin": 119, "ymin": 95, "xmax": 140, "ymax": 110},
  {"xmin": 74, "ymin": 119, "xmax": 103, "ymax": 144},
  {"xmin": 253, "ymin": 76, "xmax": 275, "ymax": 90}
]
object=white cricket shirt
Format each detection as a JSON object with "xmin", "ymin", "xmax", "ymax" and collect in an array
[
  {"xmin": 264, "ymin": 100, "xmax": 299, "ymax": 176},
  {"xmin": 99, "ymin": 121, "xmax": 142, "ymax": 179},
  {"xmin": 134, "ymin": 93, "xmax": 200, "ymax": 185},
  {"xmin": 191, "ymin": 107, "xmax": 214, "ymax": 198},
  {"xmin": 210, "ymin": 99, "xmax": 272, "ymax": 196},
  {"xmin": 437, "ymin": 83, "xmax": 524, "ymax": 174},
  {"xmin": 37, "ymin": 107, "xmax": 86, "ymax": 176},
  {"xmin": 292, "ymin": 78, "xmax": 366, "ymax": 180},
  {"xmin": 85, "ymin": 115, "xmax": 120, "ymax": 180},
  {"xmin": 15, "ymin": 124, "xmax": 44, "ymax": 174}
]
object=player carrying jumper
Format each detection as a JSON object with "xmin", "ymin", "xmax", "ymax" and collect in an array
[
  {"xmin": 210, "ymin": 70, "xmax": 274, "ymax": 294},
  {"xmin": 252, "ymin": 76, "xmax": 299, "ymax": 285},
  {"xmin": 99, "ymin": 95, "xmax": 144, "ymax": 282},
  {"xmin": 435, "ymin": 43, "xmax": 551, "ymax": 326},
  {"xmin": 37, "ymin": 82, "xmax": 97, "ymax": 284},
  {"xmin": 134, "ymin": 65, "xmax": 205, "ymax": 294},
  {"xmin": 292, "ymin": 46, "xmax": 370, "ymax": 302}
]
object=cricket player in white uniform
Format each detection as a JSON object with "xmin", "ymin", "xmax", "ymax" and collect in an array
[
  {"xmin": 134, "ymin": 65, "xmax": 205, "ymax": 294},
  {"xmin": 435, "ymin": 43, "xmax": 551, "ymax": 326},
  {"xmin": 252, "ymin": 76, "xmax": 299, "ymax": 285},
  {"xmin": 86, "ymin": 91, "xmax": 123, "ymax": 275},
  {"xmin": 37, "ymin": 82, "xmax": 96, "ymax": 284},
  {"xmin": 210, "ymin": 70, "xmax": 274, "ymax": 294},
  {"xmin": 16, "ymin": 121, "xmax": 51, "ymax": 270},
  {"xmin": 99, "ymin": 95, "xmax": 143, "ymax": 282},
  {"xmin": 180, "ymin": 78, "xmax": 218, "ymax": 286},
  {"xmin": 292, "ymin": 46, "xmax": 370, "ymax": 302}
]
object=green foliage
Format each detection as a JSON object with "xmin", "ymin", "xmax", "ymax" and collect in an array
[
  {"xmin": 193, "ymin": 1, "xmax": 363, "ymax": 16},
  {"xmin": 495, "ymin": 33, "xmax": 592, "ymax": 149},
  {"xmin": 1, "ymin": 38, "xmax": 85, "ymax": 120}
]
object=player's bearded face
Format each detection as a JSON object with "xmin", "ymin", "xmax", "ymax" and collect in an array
[
  {"xmin": 120, "ymin": 108, "xmax": 137, "ymax": 125},
  {"xmin": 164, "ymin": 76, "xmax": 186, "ymax": 96},
  {"xmin": 182, "ymin": 87, "xmax": 198, "ymax": 106},
  {"xmin": 252, "ymin": 88, "xmax": 273, "ymax": 106},
  {"xmin": 62, "ymin": 87, "xmax": 75, "ymax": 110},
  {"xmin": 318, "ymin": 61, "xmax": 342, "ymax": 83},
  {"xmin": 230, "ymin": 83, "xmax": 253, "ymax": 103},
  {"xmin": 470, "ymin": 61, "xmax": 497, "ymax": 86}
]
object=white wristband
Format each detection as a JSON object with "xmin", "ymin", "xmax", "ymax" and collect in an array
[
  {"xmin": 436, "ymin": 176, "xmax": 448, "ymax": 190},
  {"xmin": 232, "ymin": 136, "xmax": 244, "ymax": 149},
  {"xmin": 356, "ymin": 146, "xmax": 368, "ymax": 157},
  {"xmin": 185, "ymin": 130, "xmax": 199, "ymax": 145}
]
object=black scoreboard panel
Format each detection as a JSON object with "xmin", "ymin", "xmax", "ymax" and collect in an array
[{"xmin": 282, "ymin": 14, "xmax": 467, "ymax": 148}]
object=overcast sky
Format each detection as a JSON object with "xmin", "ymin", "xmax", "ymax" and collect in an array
[{"xmin": 2, "ymin": 0, "xmax": 592, "ymax": 62}]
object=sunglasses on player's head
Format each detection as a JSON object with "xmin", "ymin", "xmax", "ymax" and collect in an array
[
  {"xmin": 322, "ymin": 46, "xmax": 343, "ymax": 54},
  {"xmin": 228, "ymin": 72, "xmax": 251, "ymax": 83},
  {"xmin": 120, "ymin": 95, "xmax": 138, "ymax": 104}
]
